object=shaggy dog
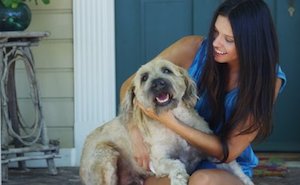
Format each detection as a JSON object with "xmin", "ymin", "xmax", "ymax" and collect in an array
[{"xmin": 80, "ymin": 59, "xmax": 254, "ymax": 185}]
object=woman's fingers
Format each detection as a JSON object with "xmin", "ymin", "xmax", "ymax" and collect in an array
[
  {"xmin": 135, "ymin": 154, "xmax": 150, "ymax": 171},
  {"xmin": 142, "ymin": 155, "xmax": 150, "ymax": 171},
  {"xmin": 135, "ymin": 99, "xmax": 175, "ymax": 126},
  {"xmin": 135, "ymin": 99, "xmax": 158, "ymax": 120},
  {"xmin": 129, "ymin": 123, "xmax": 150, "ymax": 171}
]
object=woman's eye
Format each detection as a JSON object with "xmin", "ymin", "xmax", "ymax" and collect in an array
[
  {"xmin": 162, "ymin": 67, "xmax": 172, "ymax": 74},
  {"xmin": 226, "ymin": 38, "xmax": 234, "ymax": 43}
]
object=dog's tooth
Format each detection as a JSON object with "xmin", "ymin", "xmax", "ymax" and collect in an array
[{"xmin": 156, "ymin": 94, "xmax": 170, "ymax": 103}]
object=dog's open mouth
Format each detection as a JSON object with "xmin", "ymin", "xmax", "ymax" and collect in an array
[{"xmin": 154, "ymin": 92, "xmax": 172, "ymax": 106}]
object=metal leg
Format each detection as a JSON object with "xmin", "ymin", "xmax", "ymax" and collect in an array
[
  {"xmin": 1, "ymin": 162, "xmax": 8, "ymax": 182},
  {"xmin": 7, "ymin": 60, "xmax": 29, "ymax": 171},
  {"xmin": 1, "ymin": 32, "xmax": 58, "ymax": 181},
  {"xmin": 45, "ymin": 151, "xmax": 58, "ymax": 175},
  {"xmin": 23, "ymin": 47, "xmax": 49, "ymax": 146}
]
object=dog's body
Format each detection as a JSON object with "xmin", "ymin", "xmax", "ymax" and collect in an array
[{"xmin": 80, "ymin": 59, "xmax": 254, "ymax": 185}]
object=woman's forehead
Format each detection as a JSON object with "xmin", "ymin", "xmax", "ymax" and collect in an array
[{"xmin": 215, "ymin": 15, "xmax": 234, "ymax": 37}]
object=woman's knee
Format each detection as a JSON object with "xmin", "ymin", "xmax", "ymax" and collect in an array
[
  {"xmin": 188, "ymin": 170, "xmax": 212, "ymax": 185},
  {"xmin": 188, "ymin": 169, "xmax": 244, "ymax": 185}
]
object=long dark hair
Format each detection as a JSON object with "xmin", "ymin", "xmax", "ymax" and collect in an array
[{"xmin": 199, "ymin": 0, "xmax": 278, "ymax": 162}]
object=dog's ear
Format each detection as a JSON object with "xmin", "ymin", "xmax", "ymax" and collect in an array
[
  {"xmin": 120, "ymin": 83, "xmax": 135, "ymax": 119},
  {"xmin": 180, "ymin": 68, "xmax": 198, "ymax": 108},
  {"xmin": 120, "ymin": 82, "xmax": 150, "ymax": 135}
]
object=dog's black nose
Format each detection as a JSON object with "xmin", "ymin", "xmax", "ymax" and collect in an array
[{"xmin": 151, "ymin": 78, "xmax": 166, "ymax": 90}]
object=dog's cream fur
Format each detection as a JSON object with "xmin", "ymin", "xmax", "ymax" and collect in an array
[{"xmin": 80, "ymin": 59, "xmax": 254, "ymax": 185}]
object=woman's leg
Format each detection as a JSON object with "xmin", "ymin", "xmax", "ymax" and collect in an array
[
  {"xmin": 189, "ymin": 169, "xmax": 244, "ymax": 185},
  {"xmin": 144, "ymin": 169, "xmax": 244, "ymax": 185},
  {"xmin": 144, "ymin": 176, "xmax": 170, "ymax": 185}
]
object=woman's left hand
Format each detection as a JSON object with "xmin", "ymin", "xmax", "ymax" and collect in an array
[{"xmin": 134, "ymin": 100, "xmax": 176, "ymax": 126}]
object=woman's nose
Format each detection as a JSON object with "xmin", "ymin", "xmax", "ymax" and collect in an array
[{"xmin": 213, "ymin": 35, "xmax": 222, "ymax": 47}]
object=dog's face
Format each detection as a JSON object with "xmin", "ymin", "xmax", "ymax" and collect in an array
[{"xmin": 122, "ymin": 59, "xmax": 197, "ymax": 115}]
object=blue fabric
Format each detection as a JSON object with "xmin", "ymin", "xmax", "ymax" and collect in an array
[{"xmin": 188, "ymin": 39, "xmax": 287, "ymax": 177}]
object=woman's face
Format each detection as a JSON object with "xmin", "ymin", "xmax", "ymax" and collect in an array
[{"xmin": 213, "ymin": 15, "xmax": 238, "ymax": 66}]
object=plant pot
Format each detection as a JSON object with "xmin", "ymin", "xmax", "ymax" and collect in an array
[{"xmin": 0, "ymin": 2, "xmax": 32, "ymax": 31}]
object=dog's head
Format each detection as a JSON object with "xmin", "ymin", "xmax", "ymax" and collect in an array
[{"xmin": 121, "ymin": 59, "xmax": 198, "ymax": 119}]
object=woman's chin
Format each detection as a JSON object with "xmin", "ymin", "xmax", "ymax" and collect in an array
[{"xmin": 214, "ymin": 57, "xmax": 226, "ymax": 63}]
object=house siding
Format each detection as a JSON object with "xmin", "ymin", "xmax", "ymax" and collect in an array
[{"xmin": 16, "ymin": 0, "xmax": 74, "ymax": 148}]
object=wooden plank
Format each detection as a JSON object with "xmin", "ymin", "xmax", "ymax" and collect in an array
[
  {"xmin": 17, "ymin": 98, "xmax": 74, "ymax": 127},
  {"xmin": 27, "ymin": 0, "xmax": 72, "ymax": 10},
  {"xmin": 2, "ymin": 154, "xmax": 60, "ymax": 164},
  {"xmin": 47, "ymin": 128, "xmax": 74, "ymax": 148},
  {"xmin": 0, "ymin": 31, "xmax": 49, "ymax": 39},
  {"xmin": 2, "ymin": 145, "xmax": 59, "ymax": 155},
  {"xmin": 28, "ymin": 13, "xmax": 73, "ymax": 40},
  {"xmin": 30, "ymin": 41, "xmax": 73, "ymax": 69},
  {"xmin": 15, "ymin": 70, "xmax": 73, "ymax": 98},
  {"xmin": 256, "ymin": 152, "xmax": 300, "ymax": 161},
  {"xmin": 13, "ymin": 40, "xmax": 73, "ymax": 69}
]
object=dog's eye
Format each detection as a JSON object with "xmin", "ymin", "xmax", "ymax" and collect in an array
[
  {"xmin": 141, "ymin": 73, "xmax": 148, "ymax": 82},
  {"xmin": 162, "ymin": 67, "xmax": 173, "ymax": 74}
]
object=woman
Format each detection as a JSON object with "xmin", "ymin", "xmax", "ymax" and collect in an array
[{"xmin": 121, "ymin": 0, "xmax": 287, "ymax": 184}]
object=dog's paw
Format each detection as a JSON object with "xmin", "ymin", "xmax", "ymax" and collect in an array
[{"xmin": 170, "ymin": 173, "xmax": 189, "ymax": 185}]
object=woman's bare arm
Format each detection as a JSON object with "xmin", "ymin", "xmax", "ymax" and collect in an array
[
  {"xmin": 155, "ymin": 35, "xmax": 203, "ymax": 69},
  {"xmin": 138, "ymin": 78, "xmax": 283, "ymax": 163},
  {"xmin": 120, "ymin": 35, "xmax": 204, "ymax": 102}
]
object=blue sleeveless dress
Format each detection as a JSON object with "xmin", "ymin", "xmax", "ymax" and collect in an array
[{"xmin": 188, "ymin": 39, "xmax": 287, "ymax": 177}]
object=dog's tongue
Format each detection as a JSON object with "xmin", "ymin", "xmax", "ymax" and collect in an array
[{"xmin": 155, "ymin": 93, "xmax": 170, "ymax": 104}]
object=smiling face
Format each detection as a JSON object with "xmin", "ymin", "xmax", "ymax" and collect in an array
[
  {"xmin": 213, "ymin": 15, "xmax": 239, "ymax": 66},
  {"xmin": 132, "ymin": 59, "xmax": 196, "ymax": 114}
]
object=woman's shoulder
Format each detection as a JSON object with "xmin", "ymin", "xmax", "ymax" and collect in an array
[{"xmin": 156, "ymin": 35, "xmax": 204, "ymax": 69}]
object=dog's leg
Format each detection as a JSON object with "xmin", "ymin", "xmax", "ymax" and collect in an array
[
  {"xmin": 91, "ymin": 143, "xmax": 144, "ymax": 185},
  {"xmin": 152, "ymin": 158, "xmax": 189, "ymax": 185},
  {"xmin": 83, "ymin": 143, "xmax": 120, "ymax": 185},
  {"xmin": 216, "ymin": 160, "xmax": 254, "ymax": 185}
]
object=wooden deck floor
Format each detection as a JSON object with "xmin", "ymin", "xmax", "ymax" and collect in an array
[{"xmin": 2, "ymin": 166, "xmax": 300, "ymax": 185}]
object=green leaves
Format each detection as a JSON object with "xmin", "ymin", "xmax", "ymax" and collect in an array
[
  {"xmin": 30, "ymin": 0, "xmax": 50, "ymax": 5},
  {"xmin": 1, "ymin": 0, "xmax": 50, "ymax": 8},
  {"xmin": 41, "ymin": 0, "xmax": 49, "ymax": 4},
  {"xmin": 1, "ymin": 0, "xmax": 23, "ymax": 8}
]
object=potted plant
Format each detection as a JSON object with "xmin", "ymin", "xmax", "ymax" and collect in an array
[{"xmin": 0, "ymin": 0, "xmax": 50, "ymax": 31}]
